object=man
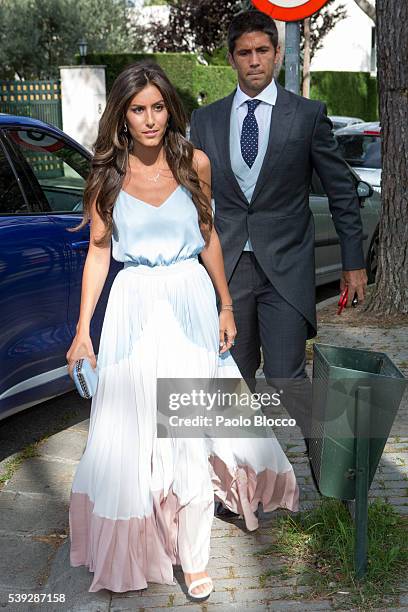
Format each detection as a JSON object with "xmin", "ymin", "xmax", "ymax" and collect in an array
[{"xmin": 190, "ymin": 10, "xmax": 367, "ymax": 442}]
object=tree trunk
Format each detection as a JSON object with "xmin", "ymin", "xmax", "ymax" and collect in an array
[
  {"xmin": 366, "ymin": 0, "xmax": 408, "ymax": 314},
  {"xmin": 274, "ymin": 20, "xmax": 286, "ymax": 79},
  {"xmin": 302, "ymin": 17, "xmax": 311, "ymax": 98},
  {"xmin": 353, "ymin": 0, "xmax": 376, "ymax": 22}
]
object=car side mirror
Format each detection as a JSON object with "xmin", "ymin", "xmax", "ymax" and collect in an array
[{"xmin": 357, "ymin": 180, "xmax": 374, "ymax": 199}]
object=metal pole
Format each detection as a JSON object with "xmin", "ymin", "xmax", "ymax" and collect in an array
[
  {"xmin": 285, "ymin": 21, "xmax": 300, "ymax": 94},
  {"xmin": 355, "ymin": 385, "xmax": 371, "ymax": 580}
]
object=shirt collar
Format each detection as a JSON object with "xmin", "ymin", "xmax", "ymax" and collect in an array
[{"xmin": 234, "ymin": 78, "xmax": 277, "ymax": 109}]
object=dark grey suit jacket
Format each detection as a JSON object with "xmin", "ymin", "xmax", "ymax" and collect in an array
[{"xmin": 189, "ymin": 82, "xmax": 365, "ymax": 339}]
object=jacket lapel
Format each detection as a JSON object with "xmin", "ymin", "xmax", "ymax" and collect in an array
[
  {"xmin": 250, "ymin": 82, "xmax": 298, "ymax": 206},
  {"xmin": 217, "ymin": 90, "xmax": 250, "ymax": 209}
]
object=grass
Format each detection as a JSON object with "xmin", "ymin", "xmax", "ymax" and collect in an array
[
  {"xmin": 306, "ymin": 337, "xmax": 319, "ymax": 363},
  {"xmin": 258, "ymin": 567, "xmax": 290, "ymax": 587},
  {"xmin": 0, "ymin": 443, "xmax": 41, "ymax": 489},
  {"xmin": 166, "ymin": 594, "xmax": 175, "ymax": 607},
  {"xmin": 256, "ymin": 498, "xmax": 408, "ymax": 609},
  {"xmin": 0, "ymin": 408, "xmax": 81, "ymax": 491}
]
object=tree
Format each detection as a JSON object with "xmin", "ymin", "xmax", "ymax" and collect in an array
[
  {"xmin": 302, "ymin": 18, "xmax": 312, "ymax": 98},
  {"xmin": 300, "ymin": 0, "xmax": 347, "ymax": 97},
  {"xmin": 0, "ymin": 0, "xmax": 80, "ymax": 79},
  {"xmin": 300, "ymin": 1, "xmax": 346, "ymax": 64},
  {"xmin": 78, "ymin": 0, "xmax": 143, "ymax": 54},
  {"xmin": 146, "ymin": 0, "xmax": 285, "ymax": 76},
  {"xmin": 353, "ymin": 0, "xmax": 376, "ymax": 22},
  {"xmin": 366, "ymin": 0, "xmax": 408, "ymax": 314},
  {"xmin": 146, "ymin": 0, "xmax": 243, "ymax": 55},
  {"xmin": 0, "ymin": 0, "xmax": 143, "ymax": 80}
]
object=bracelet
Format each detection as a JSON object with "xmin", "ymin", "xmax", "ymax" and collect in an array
[{"xmin": 221, "ymin": 304, "xmax": 234, "ymax": 311}]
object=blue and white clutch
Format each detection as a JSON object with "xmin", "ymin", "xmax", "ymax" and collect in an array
[{"xmin": 73, "ymin": 357, "xmax": 99, "ymax": 399}]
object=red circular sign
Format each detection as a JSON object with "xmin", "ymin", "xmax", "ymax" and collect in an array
[
  {"xmin": 9, "ymin": 130, "xmax": 64, "ymax": 153},
  {"xmin": 252, "ymin": 0, "xmax": 330, "ymax": 21}
]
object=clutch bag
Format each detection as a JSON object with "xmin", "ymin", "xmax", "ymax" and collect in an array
[{"xmin": 73, "ymin": 357, "xmax": 99, "ymax": 399}]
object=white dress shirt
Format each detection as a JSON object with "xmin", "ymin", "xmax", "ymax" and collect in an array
[
  {"xmin": 233, "ymin": 78, "xmax": 277, "ymax": 251},
  {"xmin": 234, "ymin": 78, "xmax": 277, "ymax": 150}
]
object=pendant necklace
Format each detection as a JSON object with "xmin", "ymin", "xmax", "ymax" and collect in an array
[
  {"xmin": 129, "ymin": 153, "xmax": 163, "ymax": 183},
  {"xmin": 147, "ymin": 170, "xmax": 161, "ymax": 183}
]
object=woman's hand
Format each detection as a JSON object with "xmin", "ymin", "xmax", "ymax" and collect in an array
[
  {"xmin": 219, "ymin": 310, "xmax": 237, "ymax": 354},
  {"xmin": 66, "ymin": 331, "xmax": 97, "ymax": 380}
]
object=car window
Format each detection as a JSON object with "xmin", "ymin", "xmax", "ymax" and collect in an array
[
  {"xmin": 335, "ymin": 134, "xmax": 381, "ymax": 169},
  {"xmin": 0, "ymin": 141, "xmax": 28, "ymax": 214},
  {"xmin": 6, "ymin": 129, "xmax": 90, "ymax": 212}
]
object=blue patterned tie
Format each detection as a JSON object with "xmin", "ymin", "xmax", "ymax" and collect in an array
[{"xmin": 240, "ymin": 99, "xmax": 261, "ymax": 168}]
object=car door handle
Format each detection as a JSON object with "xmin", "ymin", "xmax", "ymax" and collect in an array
[{"xmin": 71, "ymin": 241, "xmax": 89, "ymax": 250}]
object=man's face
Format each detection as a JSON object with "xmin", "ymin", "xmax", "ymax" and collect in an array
[{"xmin": 228, "ymin": 31, "xmax": 280, "ymax": 96}]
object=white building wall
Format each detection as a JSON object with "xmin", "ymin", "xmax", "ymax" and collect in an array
[{"xmin": 311, "ymin": 0, "xmax": 375, "ymax": 73}]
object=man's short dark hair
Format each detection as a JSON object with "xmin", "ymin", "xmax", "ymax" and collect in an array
[{"xmin": 227, "ymin": 10, "xmax": 279, "ymax": 55}]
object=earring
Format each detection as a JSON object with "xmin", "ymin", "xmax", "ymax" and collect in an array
[{"xmin": 123, "ymin": 123, "xmax": 128, "ymax": 134}]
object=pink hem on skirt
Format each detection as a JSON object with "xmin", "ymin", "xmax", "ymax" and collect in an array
[
  {"xmin": 69, "ymin": 491, "xmax": 176, "ymax": 593},
  {"xmin": 69, "ymin": 460, "xmax": 298, "ymax": 592},
  {"xmin": 209, "ymin": 456, "xmax": 299, "ymax": 531}
]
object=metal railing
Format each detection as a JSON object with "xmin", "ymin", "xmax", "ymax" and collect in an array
[{"xmin": 0, "ymin": 80, "xmax": 62, "ymax": 128}]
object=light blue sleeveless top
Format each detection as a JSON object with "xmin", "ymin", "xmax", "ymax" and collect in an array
[{"xmin": 111, "ymin": 184, "xmax": 205, "ymax": 267}]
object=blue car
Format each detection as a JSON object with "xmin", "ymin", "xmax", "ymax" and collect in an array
[{"xmin": 0, "ymin": 115, "xmax": 123, "ymax": 420}]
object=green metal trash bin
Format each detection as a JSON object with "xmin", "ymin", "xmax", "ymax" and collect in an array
[
  {"xmin": 309, "ymin": 343, "xmax": 407, "ymax": 578},
  {"xmin": 310, "ymin": 343, "xmax": 407, "ymax": 499}
]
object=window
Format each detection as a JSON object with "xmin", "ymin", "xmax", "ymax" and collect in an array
[
  {"xmin": 6, "ymin": 129, "xmax": 90, "ymax": 212},
  {"xmin": 335, "ymin": 134, "xmax": 381, "ymax": 169},
  {"xmin": 0, "ymin": 141, "xmax": 27, "ymax": 214},
  {"xmin": 331, "ymin": 120, "xmax": 347, "ymax": 131}
]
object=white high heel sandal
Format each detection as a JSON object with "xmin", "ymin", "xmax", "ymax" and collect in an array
[{"xmin": 187, "ymin": 576, "xmax": 214, "ymax": 599}]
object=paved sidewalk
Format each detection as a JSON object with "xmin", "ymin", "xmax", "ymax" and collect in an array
[{"xmin": 0, "ymin": 311, "xmax": 407, "ymax": 611}]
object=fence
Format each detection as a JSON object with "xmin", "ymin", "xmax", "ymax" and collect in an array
[{"xmin": 0, "ymin": 80, "xmax": 62, "ymax": 128}]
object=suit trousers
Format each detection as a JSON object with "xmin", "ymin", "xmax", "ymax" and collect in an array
[{"xmin": 227, "ymin": 251, "xmax": 313, "ymax": 439}]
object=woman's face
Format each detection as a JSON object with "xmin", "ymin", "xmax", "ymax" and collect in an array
[{"xmin": 125, "ymin": 83, "xmax": 169, "ymax": 149}]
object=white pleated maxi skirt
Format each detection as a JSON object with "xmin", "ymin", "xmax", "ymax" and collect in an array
[{"xmin": 69, "ymin": 256, "xmax": 299, "ymax": 593}]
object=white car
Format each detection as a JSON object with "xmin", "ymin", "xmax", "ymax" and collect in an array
[
  {"xmin": 335, "ymin": 122, "xmax": 381, "ymax": 193},
  {"xmin": 329, "ymin": 115, "xmax": 364, "ymax": 131}
]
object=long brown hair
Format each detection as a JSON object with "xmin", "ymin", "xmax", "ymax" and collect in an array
[{"xmin": 67, "ymin": 61, "xmax": 213, "ymax": 246}]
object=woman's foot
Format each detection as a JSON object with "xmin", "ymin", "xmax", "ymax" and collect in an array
[{"xmin": 184, "ymin": 571, "xmax": 213, "ymax": 598}]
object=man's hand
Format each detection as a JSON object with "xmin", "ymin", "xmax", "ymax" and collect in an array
[{"xmin": 340, "ymin": 269, "xmax": 368, "ymax": 307}]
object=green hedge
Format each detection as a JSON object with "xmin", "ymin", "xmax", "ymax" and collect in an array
[
  {"xmin": 310, "ymin": 71, "xmax": 378, "ymax": 122},
  {"xmin": 86, "ymin": 52, "xmax": 196, "ymax": 90},
  {"xmin": 85, "ymin": 52, "xmax": 236, "ymax": 115},
  {"xmin": 192, "ymin": 64, "xmax": 236, "ymax": 106},
  {"xmin": 84, "ymin": 54, "xmax": 378, "ymax": 121}
]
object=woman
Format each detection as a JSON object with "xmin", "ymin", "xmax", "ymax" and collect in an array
[{"xmin": 66, "ymin": 61, "xmax": 298, "ymax": 599}]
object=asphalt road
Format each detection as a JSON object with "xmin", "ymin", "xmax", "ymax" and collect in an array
[{"xmin": 0, "ymin": 281, "xmax": 340, "ymax": 464}]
